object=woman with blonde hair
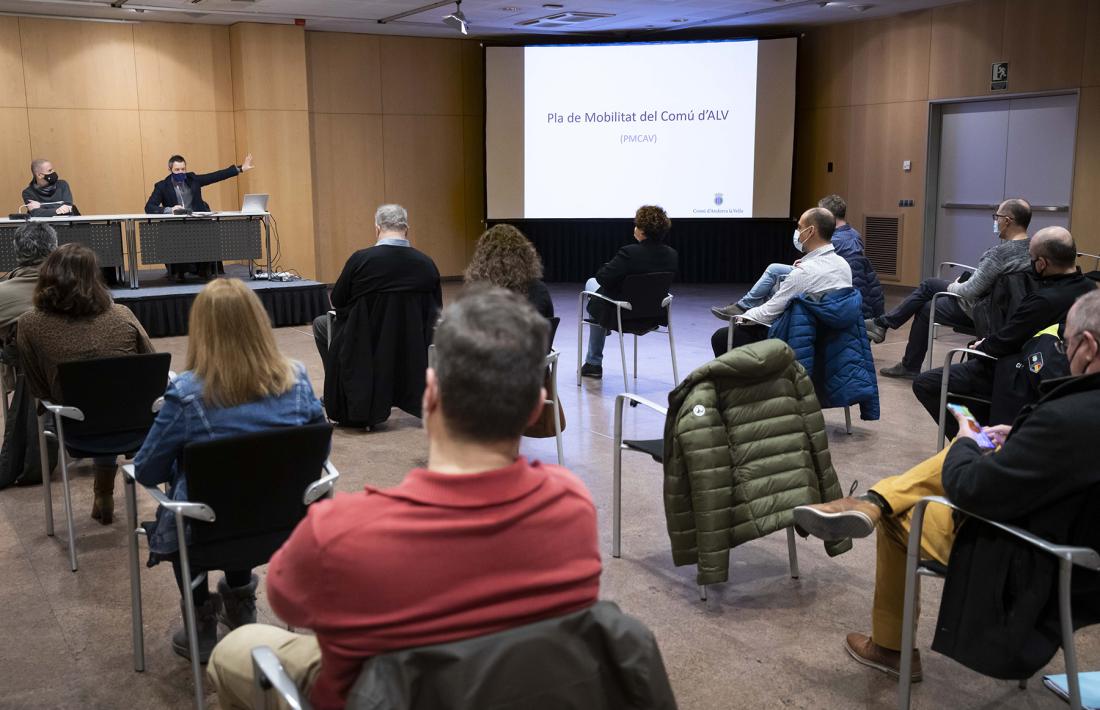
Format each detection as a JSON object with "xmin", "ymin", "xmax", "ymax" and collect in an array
[
  {"xmin": 135, "ymin": 278, "xmax": 324, "ymax": 663},
  {"xmin": 465, "ymin": 223, "xmax": 554, "ymax": 318}
]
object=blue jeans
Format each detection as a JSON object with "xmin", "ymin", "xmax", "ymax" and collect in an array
[
  {"xmin": 738, "ymin": 263, "xmax": 793, "ymax": 309},
  {"xmin": 584, "ymin": 277, "xmax": 608, "ymax": 366}
]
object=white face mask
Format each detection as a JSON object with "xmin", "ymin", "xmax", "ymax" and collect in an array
[
  {"xmin": 792, "ymin": 227, "xmax": 807, "ymax": 253},
  {"xmin": 993, "ymin": 219, "xmax": 1000, "ymax": 237}
]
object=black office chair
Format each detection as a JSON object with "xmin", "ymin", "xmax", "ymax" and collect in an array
[
  {"xmin": 610, "ymin": 392, "xmax": 800, "ymax": 602},
  {"xmin": 38, "ymin": 352, "xmax": 171, "ymax": 571},
  {"xmin": 252, "ymin": 601, "xmax": 677, "ymax": 710},
  {"xmin": 577, "ymin": 272, "xmax": 678, "ymax": 392},
  {"xmin": 123, "ymin": 422, "xmax": 339, "ymax": 710}
]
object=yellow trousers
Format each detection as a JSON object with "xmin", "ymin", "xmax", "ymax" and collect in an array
[
  {"xmin": 868, "ymin": 445, "xmax": 959, "ymax": 651},
  {"xmin": 207, "ymin": 624, "xmax": 321, "ymax": 710}
]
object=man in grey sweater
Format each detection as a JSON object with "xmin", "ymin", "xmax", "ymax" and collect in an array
[
  {"xmin": 21, "ymin": 159, "xmax": 78, "ymax": 217},
  {"xmin": 866, "ymin": 198, "xmax": 1032, "ymax": 379}
]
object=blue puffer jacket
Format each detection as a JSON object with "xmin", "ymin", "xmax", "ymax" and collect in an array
[
  {"xmin": 768, "ymin": 287, "xmax": 880, "ymax": 421},
  {"xmin": 832, "ymin": 225, "xmax": 885, "ymax": 319}
]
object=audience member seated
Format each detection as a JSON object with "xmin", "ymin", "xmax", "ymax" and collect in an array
[
  {"xmin": 912, "ymin": 227, "xmax": 1095, "ymax": 437},
  {"xmin": 465, "ymin": 223, "xmax": 554, "ymax": 319},
  {"xmin": 711, "ymin": 194, "xmax": 884, "ymax": 321},
  {"xmin": 207, "ymin": 287, "xmax": 602, "ymax": 710},
  {"xmin": 134, "ymin": 278, "xmax": 325, "ymax": 663},
  {"xmin": 313, "ymin": 203, "xmax": 442, "ymax": 427},
  {"xmin": 793, "ymin": 288, "xmax": 1100, "ymax": 682},
  {"xmin": 22, "ymin": 158, "xmax": 78, "ymax": 217},
  {"xmin": 867, "ymin": 198, "xmax": 1033, "ymax": 379},
  {"xmin": 16, "ymin": 243, "xmax": 153, "ymax": 522},
  {"xmin": 580, "ymin": 205, "xmax": 677, "ymax": 379},
  {"xmin": 0, "ymin": 223, "xmax": 58, "ymax": 489},
  {"xmin": 710, "ymin": 207, "xmax": 851, "ymax": 357}
]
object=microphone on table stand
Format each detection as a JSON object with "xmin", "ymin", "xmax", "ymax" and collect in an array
[{"xmin": 8, "ymin": 204, "xmax": 30, "ymax": 221}]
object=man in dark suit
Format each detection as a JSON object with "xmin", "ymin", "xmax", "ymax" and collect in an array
[
  {"xmin": 580, "ymin": 205, "xmax": 678, "ymax": 379},
  {"xmin": 144, "ymin": 153, "xmax": 255, "ymax": 279},
  {"xmin": 144, "ymin": 153, "xmax": 254, "ymax": 215}
]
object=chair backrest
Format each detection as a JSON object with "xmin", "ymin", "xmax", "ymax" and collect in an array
[
  {"xmin": 345, "ymin": 601, "xmax": 676, "ymax": 710},
  {"xmin": 619, "ymin": 272, "xmax": 674, "ymax": 320},
  {"xmin": 183, "ymin": 422, "xmax": 333, "ymax": 570},
  {"xmin": 56, "ymin": 353, "xmax": 172, "ymax": 439},
  {"xmin": 547, "ymin": 316, "xmax": 560, "ymax": 351},
  {"xmin": 972, "ymin": 269, "xmax": 1035, "ymax": 336}
]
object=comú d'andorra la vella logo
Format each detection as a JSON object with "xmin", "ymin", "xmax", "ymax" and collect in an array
[{"xmin": 714, "ymin": 193, "xmax": 724, "ymax": 206}]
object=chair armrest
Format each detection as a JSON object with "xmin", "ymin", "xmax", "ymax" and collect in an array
[
  {"xmin": 545, "ymin": 349, "xmax": 560, "ymax": 366},
  {"xmin": 942, "ymin": 347, "xmax": 996, "ymax": 369},
  {"xmin": 252, "ymin": 646, "xmax": 311, "ymax": 710},
  {"xmin": 938, "ymin": 261, "xmax": 976, "ymax": 276},
  {"xmin": 1077, "ymin": 252, "xmax": 1100, "ymax": 270},
  {"xmin": 152, "ymin": 397, "xmax": 165, "ymax": 414},
  {"xmin": 327, "ymin": 309, "xmax": 335, "ymax": 318},
  {"xmin": 580, "ymin": 290, "xmax": 632, "ymax": 311},
  {"xmin": 931, "ymin": 291, "xmax": 963, "ymax": 300},
  {"xmin": 303, "ymin": 461, "xmax": 340, "ymax": 505},
  {"xmin": 121, "ymin": 464, "xmax": 215, "ymax": 522},
  {"xmin": 614, "ymin": 392, "xmax": 668, "ymax": 417},
  {"xmin": 168, "ymin": 370, "xmax": 178, "ymax": 381},
  {"xmin": 661, "ymin": 294, "xmax": 673, "ymax": 308},
  {"xmin": 40, "ymin": 399, "xmax": 84, "ymax": 421},
  {"xmin": 918, "ymin": 496, "xmax": 1100, "ymax": 570}
]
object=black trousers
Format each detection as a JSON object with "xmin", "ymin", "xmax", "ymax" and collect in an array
[
  {"xmin": 172, "ymin": 559, "xmax": 252, "ymax": 605},
  {"xmin": 312, "ymin": 313, "xmax": 330, "ymax": 362},
  {"xmin": 711, "ymin": 323, "xmax": 768, "ymax": 358},
  {"xmin": 880, "ymin": 277, "xmax": 974, "ymax": 371},
  {"xmin": 912, "ymin": 357, "xmax": 996, "ymax": 439}
]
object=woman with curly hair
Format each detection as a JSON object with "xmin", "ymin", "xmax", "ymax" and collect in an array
[
  {"xmin": 580, "ymin": 205, "xmax": 678, "ymax": 379},
  {"xmin": 464, "ymin": 224, "xmax": 554, "ymax": 319}
]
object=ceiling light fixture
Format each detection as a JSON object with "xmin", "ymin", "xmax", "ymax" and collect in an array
[
  {"xmin": 443, "ymin": 0, "xmax": 469, "ymax": 35},
  {"xmin": 670, "ymin": 17, "xmax": 688, "ymax": 22}
]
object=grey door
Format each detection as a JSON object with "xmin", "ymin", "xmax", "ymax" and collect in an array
[{"xmin": 933, "ymin": 93, "xmax": 1077, "ymax": 272}]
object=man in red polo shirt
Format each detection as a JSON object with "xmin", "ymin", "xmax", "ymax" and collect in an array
[{"xmin": 207, "ymin": 287, "xmax": 602, "ymax": 710}]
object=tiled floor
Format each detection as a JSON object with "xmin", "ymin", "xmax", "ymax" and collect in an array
[{"xmin": 0, "ymin": 280, "xmax": 1092, "ymax": 709}]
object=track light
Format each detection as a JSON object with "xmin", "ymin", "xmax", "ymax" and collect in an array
[{"xmin": 443, "ymin": 0, "xmax": 469, "ymax": 35}]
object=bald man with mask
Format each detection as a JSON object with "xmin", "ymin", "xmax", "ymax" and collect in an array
[{"xmin": 912, "ymin": 226, "xmax": 1096, "ymax": 437}]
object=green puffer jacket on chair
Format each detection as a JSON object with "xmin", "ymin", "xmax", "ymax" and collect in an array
[{"xmin": 663, "ymin": 339, "xmax": 852, "ymax": 585}]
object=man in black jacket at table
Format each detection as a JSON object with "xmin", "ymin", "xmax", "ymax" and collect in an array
[
  {"xmin": 579, "ymin": 205, "xmax": 678, "ymax": 379},
  {"xmin": 144, "ymin": 153, "xmax": 255, "ymax": 279},
  {"xmin": 912, "ymin": 226, "xmax": 1096, "ymax": 437}
]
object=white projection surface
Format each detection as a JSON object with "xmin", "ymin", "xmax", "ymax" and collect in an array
[{"xmin": 523, "ymin": 41, "xmax": 758, "ymax": 219}]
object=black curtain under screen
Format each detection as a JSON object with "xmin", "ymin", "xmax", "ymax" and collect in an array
[{"xmin": 491, "ymin": 219, "xmax": 797, "ymax": 284}]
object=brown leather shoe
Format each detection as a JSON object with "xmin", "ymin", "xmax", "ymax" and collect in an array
[
  {"xmin": 845, "ymin": 633, "xmax": 922, "ymax": 682},
  {"xmin": 793, "ymin": 497, "xmax": 881, "ymax": 540}
]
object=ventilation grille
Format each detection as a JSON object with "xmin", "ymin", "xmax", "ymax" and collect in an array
[
  {"xmin": 516, "ymin": 12, "xmax": 614, "ymax": 28},
  {"xmin": 864, "ymin": 214, "xmax": 901, "ymax": 279}
]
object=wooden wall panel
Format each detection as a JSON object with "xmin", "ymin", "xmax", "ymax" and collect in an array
[
  {"xmin": 20, "ymin": 18, "xmax": 138, "ymax": 110},
  {"xmin": 0, "ymin": 18, "xmax": 25, "ymax": 108},
  {"xmin": 792, "ymin": 106, "xmax": 850, "ymax": 216},
  {"xmin": 462, "ymin": 114, "xmax": 486, "ymax": 260},
  {"xmin": 134, "ymin": 23, "xmax": 232, "ymax": 112},
  {"xmin": 461, "ymin": 41, "xmax": 484, "ymax": 117},
  {"xmin": 230, "ymin": 24, "xmax": 308, "ymax": 111},
  {"xmin": 380, "ymin": 37, "xmax": 463, "ymax": 115},
  {"xmin": 850, "ymin": 11, "xmax": 931, "ymax": 106},
  {"xmin": 795, "ymin": 23, "xmax": 853, "ymax": 110},
  {"xmin": 1001, "ymin": 0, "xmax": 1087, "ymax": 92},
  {"xmin": 382, "ymin": 115, "xmax": 466, "ymax": 276},
  {"xmin": 928, "ymin": 0, "xmax": 1005, "ymax": 99},
  {"xmin": 310, "ymin": 113, "xmax": 386, "ymax": 282},
  {"xmin": 1085, "ymin": 0, "xmax": 1100, "ymax": 87},
  {"xmin": 27, "ymin": 108, "xmax": 144, "ymax": 215},
  {"xmin": 847, "ymin": 101, "xmax": 928, "ymax": 283},
  {"xmin": 138, "ymin": 110, "xmax": 238, "ymax": 212},
  {"xmin": 306, "ymin": 33, "xmax": 382, "ymax": 115},
  {"xmin": 234, "ymin": 110, "xmax": 316, "ymax": 278},
  {"xmin": 1071, "ymin": 88, "xmax": 1100, "ymax": 255},
  {"xmin": 0, "ymin": 108, "xmax": 31, "ymax": 210}
]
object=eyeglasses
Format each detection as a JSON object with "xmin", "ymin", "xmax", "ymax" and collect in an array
[
  {"xmin": 991, "ymin": 213, "xmax": 1012, "ymax": 221},
  {"xmin": 1056, "ymin": 332, "xmax": 1086, "ymax": 355}
]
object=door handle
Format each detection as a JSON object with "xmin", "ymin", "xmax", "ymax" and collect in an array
[{"xmin": 941, "ymin": 202, "xmax": 1068, "ymax": 212}]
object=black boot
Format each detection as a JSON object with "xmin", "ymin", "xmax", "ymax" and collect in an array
[
  {"xmin": 217, "ymin": 574, "xmax": 258, "ymax": 630},
  {"xmin": 171, "ymin": 596, "xmax": 221, "ymax": 663}
]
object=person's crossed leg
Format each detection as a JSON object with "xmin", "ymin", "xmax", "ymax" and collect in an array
[{"xmin": 792, "ymin": 446, "xmax": 959, "ymax": 682}]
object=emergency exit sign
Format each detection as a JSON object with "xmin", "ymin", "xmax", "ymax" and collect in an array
[{"xmin": 991, "ymin": 62, "xmax": 1008, "ymax": 90}]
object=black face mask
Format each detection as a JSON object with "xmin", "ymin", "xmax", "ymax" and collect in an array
[
  {"xmin": 43, "ymin": 172, "xmax": 58, "ymax": 186},
  {"xmin": 171, "ymin": 172, "xmax": 187, "ymax": 183}
]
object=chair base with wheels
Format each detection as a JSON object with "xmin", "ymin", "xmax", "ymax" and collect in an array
[
  {"xmin": 899, "ymin": 496, "xmax": 1100, "ymax": 710},
  {"xmin": 610, "ymin": 392, "xmax": 800, "ymax": 602}
]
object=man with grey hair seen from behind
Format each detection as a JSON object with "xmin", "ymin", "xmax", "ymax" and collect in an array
[
  {"xmin": 0, "ymin": 223, "xmax": 58, "ymax": 362},
  {"xmin": 312, "ymin": 204, "xmax": 441, "ymax": 359}
]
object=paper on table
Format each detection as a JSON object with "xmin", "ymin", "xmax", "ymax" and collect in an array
[{"xmin": 1043, "ymin": 672, "xmax": 1100, "ymax": 709}]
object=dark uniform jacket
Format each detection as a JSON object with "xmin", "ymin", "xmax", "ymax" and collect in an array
[{"xmin": 144, "ymin": 165, "xmax": 240, "ymax": 214}]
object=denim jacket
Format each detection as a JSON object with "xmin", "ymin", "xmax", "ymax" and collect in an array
[{"xmin": 134, "ymin": 362, "xmax": 325, "ymax": 557}]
